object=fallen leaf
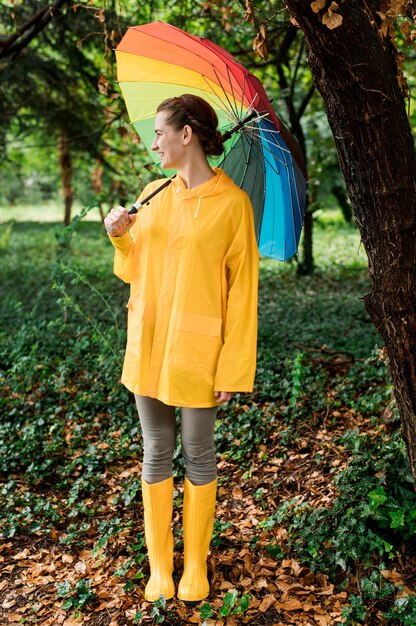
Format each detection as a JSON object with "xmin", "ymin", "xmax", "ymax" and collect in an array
[
  {"xmin": 258, "ymin": 594, "xmax": 277, "ymax": 612},
  {"xmin": 62, "ymin": 554, "xmax": 74, "ymax": 563},
  {"xmin": 276, "ymin": 599, "xmax": 303, "ymax": 611},
  {"xmin": 322, "ymin": 9, "xmax": 343, "ymax": 29},
  {"xmin": 13, "ymin": 550, "xmax": 30, "ymax": 560},
  {"xmin": 311, "ymin": 0, "xmax": 326, "ymax": 11},
  {"xmin": 232, "ymin": 486, "xmax": 243, "ymax": 499}
]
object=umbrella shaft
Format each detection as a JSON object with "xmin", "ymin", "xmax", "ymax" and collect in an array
[{"xmin": 128, "ymin": 176, "xmax": 175, "ymax": 214}]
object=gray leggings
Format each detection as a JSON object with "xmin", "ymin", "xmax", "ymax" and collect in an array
[{"xmin": 135, "ymin": 395, "xmax": 218, "ymax": 486}]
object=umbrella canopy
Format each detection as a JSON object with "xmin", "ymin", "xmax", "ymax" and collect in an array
[{"xmin": 116, "ymin": 21, "xmax": 307, "ymax": 261}]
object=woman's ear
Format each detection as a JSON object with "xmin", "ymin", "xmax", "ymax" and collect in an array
[{"xmin": 183, "ymin": 124, "xmax": 193, "ymax": 145}]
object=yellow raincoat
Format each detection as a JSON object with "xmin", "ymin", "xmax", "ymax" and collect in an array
[{"xmin": 110, "ymin": 168, "xmax": 259, "ymax": 407}]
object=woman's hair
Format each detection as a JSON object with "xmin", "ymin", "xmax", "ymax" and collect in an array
[{"xmin": 156, "ymin": 94, "xmax": 224, "ymax": 157}]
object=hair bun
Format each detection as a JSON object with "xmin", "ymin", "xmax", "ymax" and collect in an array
[{"xmin": 205, "ymin": 130, "xmax": 224, "ymax": 157}]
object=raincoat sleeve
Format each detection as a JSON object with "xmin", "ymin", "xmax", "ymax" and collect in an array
[
  {"xmin": 108, "ymin": 183, "xmax": 152, "ymax": 283},
  {"xmin": 109, "ymin": 180, "xmax": 164, "ymax": 283},
  {"xmin": 214, "ymin": 196, "xmax": 259, "ymax": 392},
  {"xmin": 109, "ymin": 229, "xmax": 137, "ymax": 284}
]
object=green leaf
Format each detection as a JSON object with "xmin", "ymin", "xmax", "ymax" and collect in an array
[
  {"xmin": 389, "ymin": 510, "xmax": 405, "ymax": 528},
  {"xmin": 62, "ymin": 598, "xmax": 74, "ymax": 611},
  {"xmin": 238, "ymin": 594, "xmax": 251, "ymax": 611},
  {"xmin": 56, "ymin": 581, "xmax": 72, "ymax": 597},
  {"xmin": 368, "ymin": 486, "xmax": 387, "ymax": 509},
  {"xmin": 218, "ymin": 605, "xmax": 232, "ymax": 616},
  {"xmin": 123, "ymin": 580, "xmax": 136, "ymax": 592},
  {"xmin": 223, "ymin": 590, "xmax": 238, "ymax": 607},
  {"xmin": 200, "ymin": 603, "xmax": 214, "ymax": 619}
]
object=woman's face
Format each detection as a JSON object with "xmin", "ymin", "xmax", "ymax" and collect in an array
[{"xmin": 152, "ymin": 110, "xmax": 186, "ymax": 170}]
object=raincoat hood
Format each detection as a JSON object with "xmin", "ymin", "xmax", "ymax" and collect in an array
[
  {"xmin": 174, "ymin": 167, "xmax": 233, "ymax": 198},
  {"xmin": 173, "ymin": 168, "xmax": 236, "ymax": 216}
]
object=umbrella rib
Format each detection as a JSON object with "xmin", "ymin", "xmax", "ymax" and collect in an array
[
  {"xmin": 225, "ymin": 63, "xmax": 244, "ymax": 120},
  {"xmin": 239, "ymin": 71, "xmax": 248, "ymax": 119},
  {"xmin": 219, "ymin": 133, "xmax": 267, "ymax": 240},
  {"xmin": 244, "ymin": 124, "xmax": 294, "ymax": 155},
  {"xmin": 223, "ymin": 133, "xmax": 253, "ymax": 185},
  {"xmin": 238, "ymin": 133, "xmax": 278, "ymax": 250},
  {"xmin": 245, "ymin": 130, "xmax": 286, "ymax": 174},
  {"xmin": 234, "ymin": 133, "xmax": 268, "ymax": 197},
  {"xmin": 199, "ymin": 74, "xmax": 240, "ymax": 126},
  {"xmin": 242, "ymin": 134, "xmax": 268, "ymax": 240},
  {"xmin": 211, "ymin": 65, "xmax": 240, "ymax": 120},
  {"xmin": 245, "ymin": 127, "xmax": 295, "ymax": 170}
]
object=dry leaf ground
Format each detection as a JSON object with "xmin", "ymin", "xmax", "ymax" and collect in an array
[{"xmin": 1, "ymin": 391, "xmax": 413, "ymax": 626}]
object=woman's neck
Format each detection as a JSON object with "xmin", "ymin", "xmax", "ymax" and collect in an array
[{"xmin": 177, "ymin": 157, "xmax": 216, "ymax": 189}]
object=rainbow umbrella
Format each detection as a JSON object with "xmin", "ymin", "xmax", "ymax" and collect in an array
[{"xmin": 116, "ymin": 21, "xmax": 307, "ymax": 261}]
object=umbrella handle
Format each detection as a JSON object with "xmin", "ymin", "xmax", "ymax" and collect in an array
[
  {"xmin": 128, "ymin": 176, "xmax": 176, "ymax": 214},
  {"xmin": 221, "ymin": 109, "xmax": 258, "ymax": 142}
]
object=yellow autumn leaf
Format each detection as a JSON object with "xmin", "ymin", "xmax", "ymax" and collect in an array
[
  {"xmin": 311, "ymin": 0, "xmax": 327, "ymax": 12},
  {"xmin": 322, "ymin": 10, "xmax": 343, "ymax": 29},
  {"xmin": 253, "ymin": 31, "xmax": 268, "ymax": 60}
]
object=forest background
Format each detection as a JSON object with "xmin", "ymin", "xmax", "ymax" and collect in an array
[{"xmin": 1, "ymin": 1, "xmax": 416, "ymax": 625}]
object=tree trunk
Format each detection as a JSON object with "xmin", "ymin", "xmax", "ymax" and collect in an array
[
  {"xmin": 284, "ymin": 0, "xmax": 416, "ymax": 479},
  {"xmin": 58, "ymin": 134, "xmax": 73, "ymax": 226},
  {"xmin": 293, "ymin": 121, "xmax": 314, "ymax": 274},
  {"xmin": 298, "ymin": 204, "xmax": 314, "ymax": 275}
]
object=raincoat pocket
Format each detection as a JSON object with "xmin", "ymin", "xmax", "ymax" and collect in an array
[
  {"xmin": 126, "ymin": 298, "xmax": 146, "ymax": 357},
  {"xmin": 173, "ymin": 312, "xmax": 223, "ymax": 375}
]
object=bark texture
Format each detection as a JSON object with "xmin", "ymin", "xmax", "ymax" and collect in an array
[
  {"xmin": 58, "ymin": 134, "xmax": 73, "ymax": 226},
  {"xmin": 284, "ymin": 0, "xmax": 416, "ymax": 479}
]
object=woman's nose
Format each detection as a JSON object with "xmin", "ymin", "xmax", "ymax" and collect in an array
[{"xmin": 151, "ymin": 139, "xmax": 158, "ymax": 151}]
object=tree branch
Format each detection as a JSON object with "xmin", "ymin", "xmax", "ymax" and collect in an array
[{"xmin": 0, "ymin": 0, "xmax": 70, "ymax": 60}]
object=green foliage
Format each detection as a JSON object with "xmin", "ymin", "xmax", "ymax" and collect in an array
[
  {"xmin": 148, "ymin": 595, "xmax": 176, "ymax": 624},
  {"xmin": 199, "ymin": 591, "xmax": 251, "ymax": 622},
  {"xmin": 211, "ymin": 518, "xmax": 232, "ymax": 547},
  {"xmin": 359, "ymin": 570, "xmax": 395, "ymax": 601},
  {"xmin": 56, "ymin": 578, "xmax": 96, "ymax": 611},
  {"xmin": 0, "ymin": 220, "xmax": 13, "ymax": 251},
  {"xmin": 0, "ymin": 211, "xmax": 382, "ymax": 539},
  {"xmin": 268, "ymin": 430, "xmax": 416, "ymax": 576},
  {"xmin": 0, "ymin": 204, "xmax": 405, "ymax": 623},
  {"xmin": 383, "ymin": 594, "xmax": 416, "ymax": 624},
  {"xmin": 342, "ymin": 571, "xmax": 416, "ymax": 626},
  {"xmin": 334, "ymin": 348, "xmax": 392, "ymax": 419},
  {"xmin": 341, "ymin": 594, "xmax": 368, "ymax": 625}
]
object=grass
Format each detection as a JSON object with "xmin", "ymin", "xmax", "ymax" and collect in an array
[{"xmin": 0, "ymin": 200, "xmax": 103, "ymax": 223}]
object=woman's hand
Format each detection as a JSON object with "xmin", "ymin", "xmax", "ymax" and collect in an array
[
  {"xmin": 214, "ymin": 391, "xmax": 234, "ymax": 404},
  {"xmin": 104, "ymin": 206, "xmax": 136, "ymax": 237}
]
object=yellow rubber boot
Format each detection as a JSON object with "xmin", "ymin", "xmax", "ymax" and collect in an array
[
  {"xmin": 178, "ymin": 477, "xmax": 217, "ymax": 604},
  {"xmin": 142, "ymin": 477, "xmax": 175, "ymax": 602}
]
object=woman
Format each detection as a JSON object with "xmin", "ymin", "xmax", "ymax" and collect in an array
[{"xmin": 104, "ymin": 94, "xmax": 259, "ymax": 604}]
